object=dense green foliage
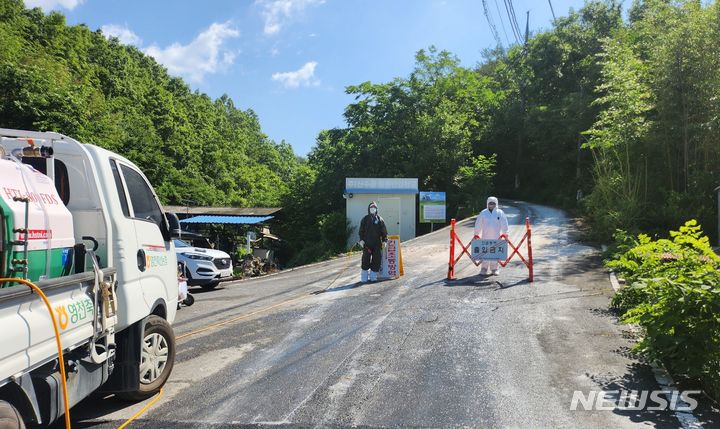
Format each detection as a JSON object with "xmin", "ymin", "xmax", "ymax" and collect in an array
[
  {"xmin": 581, "ymin": 1, "xmax": 720, "ymax": 239},
  {"xmin": 307, "ymin": 48, "xmax": 499, "ymax": 220},
  {"xmin": 608, "ymin": 221, "xmax": 720, "ymax": 397},
  {"xmin": 6, "ymin": 0, "xmax": 717, "ymax": 397},
  {"xmin": 0, "ymin": 0, "xmax": 301, "ymax": 208}
]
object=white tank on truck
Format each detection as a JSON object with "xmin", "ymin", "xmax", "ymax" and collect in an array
[{"xmin": 0, "ymin": 158, "xmax": 75, "ymax": 282}]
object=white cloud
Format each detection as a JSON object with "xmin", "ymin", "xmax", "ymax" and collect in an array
[
  {"xmin": 272, "ymin": 61, "xmax": 319, "ymax": 89},
  {"xmin": 143, "ymin": 22, "xmax": 240, "ymax": 82},
  {"xmin": 101, "ymin": 24, "xmax": 142, "ymax": 46},
  {"xmin": 222, "ymin": 51, "xmax": 236, "ymax": 65},
  {"xmin": 24, "ymin": 0, "xmax": 83, "ymax": 11},
  {"xmin": 257, "ymin": 0, "xmax": 324, "ymax": 36}
]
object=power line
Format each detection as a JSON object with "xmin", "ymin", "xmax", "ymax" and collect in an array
[
  {"xmin": 503, "ymin": 0, "xmax": 522, "ymax": 44},
  {"xmin": 493, "ymin": 0, "xmax": 511, "ymax": 47},
  {"xmin": 503, "ymin": 0, "xmax": 520, "ymax": 44},
  {"xmin": 482, "ymin": 0, "xmax": 503, "ymax": 48},
  {"xmin": 507, "ymin": 0, "xmax": 523, "ymax": 44}
]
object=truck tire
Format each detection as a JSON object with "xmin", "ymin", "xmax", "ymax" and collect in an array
[
  {"xmin": 0, "ymin": 400, "xmax": 26, "ymax": 429},
  {"xmin": 117, "ymin": 315, "xmax": 175, "ymax": 401}
]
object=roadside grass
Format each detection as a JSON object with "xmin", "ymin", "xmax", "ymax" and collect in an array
[{"xmin": 606, "ymin": 220, "xmax": 720, "ymax": 402}]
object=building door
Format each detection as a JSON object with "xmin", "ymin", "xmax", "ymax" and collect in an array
[{"xmin": 379, "ymin": 198, "xmax": 401, "ymax": 237}]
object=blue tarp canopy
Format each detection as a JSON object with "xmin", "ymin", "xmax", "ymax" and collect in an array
[{"xmin": 180, "ymin": 215, "xmax": 273, "ymax": 225}]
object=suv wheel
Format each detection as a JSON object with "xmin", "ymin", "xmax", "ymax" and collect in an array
[{"xmin": 201, "ymin": 281, "xmax": 219, "ymax": 291}]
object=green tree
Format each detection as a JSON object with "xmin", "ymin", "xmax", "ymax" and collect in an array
[{"xmin": 583, "ymin": 31, "xmax": 653, "ymax": 238}]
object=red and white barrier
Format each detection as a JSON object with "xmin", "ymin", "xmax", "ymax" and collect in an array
[{"xmin": 447, "ymin": 217, "xmax": 534, "ymax": 282}]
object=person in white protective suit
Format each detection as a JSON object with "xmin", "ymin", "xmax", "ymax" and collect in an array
[{"xmin": 474, "ymin": 196, "xmax": 509, "ymax": 275}]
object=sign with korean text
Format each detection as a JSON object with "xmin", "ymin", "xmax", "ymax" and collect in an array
[
  {"xmin": 471, "ymin": 239, "xmax": 508, "ymax": 261},
  {"xmin": 54, "ymin": 297, "xmax": 94, "ymax": 330},
  {"xmin": 380, "ymin": 235, "xmax": 404, "ymax": 279},
  {"xmin": 419, "ymin": 191, "xmax": 446, "ymax": 223}
]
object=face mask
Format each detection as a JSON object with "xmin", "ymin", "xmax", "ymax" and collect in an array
[{"xmin": 370, "ymin": 208, "xmax": 377, "ymax": 214}]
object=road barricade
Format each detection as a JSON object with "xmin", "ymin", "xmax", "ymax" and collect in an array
[{"xmin": 447, "ymin": 217, "xmax": 534, "ymax": 282}]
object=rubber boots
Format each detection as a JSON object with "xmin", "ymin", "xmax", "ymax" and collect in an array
[{"xmin": 361, "ymin": 270, "xmax": 369, "ymax": 283}]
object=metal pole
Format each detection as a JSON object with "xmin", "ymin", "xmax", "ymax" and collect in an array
[
  {"xmin": 526, "ymin": 217, "xmax": 533, "ymax": 283},
  {"xmin": 448, "ymin": 219, "xmax": 456, "ymax": 280}
]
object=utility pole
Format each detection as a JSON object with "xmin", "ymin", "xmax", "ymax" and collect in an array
[{"xmin": 547, "ymin": 0, "xmax": 556, "ymax": 22}]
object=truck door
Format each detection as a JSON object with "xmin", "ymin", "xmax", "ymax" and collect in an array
[{"xmin": 112, "ymin": 161, "xmax": 175, "ymax": 314}]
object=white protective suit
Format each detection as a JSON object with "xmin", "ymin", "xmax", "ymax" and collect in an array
[{"xmin": 473, "ymin": 196, "xmax": 509, "ymax": 274}]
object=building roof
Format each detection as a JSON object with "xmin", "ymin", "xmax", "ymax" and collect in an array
[
  {"xmin": 164, "ymin": 206, "xmax": 281, "ymax": 216},
  {"xmin": 345, "ymin": 178, "xmax": 419, "ymax": 195},
  {"xmin": 179, "ymin": 215, "xmax": 274, "ymax": 225}
]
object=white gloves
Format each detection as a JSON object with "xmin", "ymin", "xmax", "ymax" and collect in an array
[{"xmin": 358, "ymin": 240, "xmax": 365, "ymax": 247}]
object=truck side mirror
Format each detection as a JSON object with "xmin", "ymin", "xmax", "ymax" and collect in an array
[{"xmin": 166, "ymin": 212, "xmax": 182, "ymax": 238}]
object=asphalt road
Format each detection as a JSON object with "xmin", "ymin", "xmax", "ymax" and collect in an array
[{"xmin": 68, "ymin": 201, "xmax": 720, "ymax": 428}]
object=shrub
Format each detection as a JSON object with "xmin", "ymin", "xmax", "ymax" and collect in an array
[{"xmin": 607, "ymin": 220, "xmax": 720, "ymax": 397}]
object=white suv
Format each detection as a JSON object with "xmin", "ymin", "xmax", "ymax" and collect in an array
[{"xmin": 174, "ymin": 239, "xmax": 233, "ymax": 290}]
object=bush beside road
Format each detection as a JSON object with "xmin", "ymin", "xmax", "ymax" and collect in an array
[{"xmin": 607, "ymin": 220, "xmax": 720, "ymax": 402}]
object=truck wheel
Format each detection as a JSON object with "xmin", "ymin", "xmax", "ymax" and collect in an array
[
  {"xmin": 0, "ymin": 400, "xmax": 26, "ymax": 429},
  {"xmin": 118, "ymin": 315, "xmax": 175, "ymax": 401}
]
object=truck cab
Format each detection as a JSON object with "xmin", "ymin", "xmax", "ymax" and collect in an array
[{"xmin": 0, "ymin": 129, "xmax": 180, "ymax": 426}]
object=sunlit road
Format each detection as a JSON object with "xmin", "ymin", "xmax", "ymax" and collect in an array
[{"xmin": 68, "ymin": 202, "xmax": 719, "ymax": 428}]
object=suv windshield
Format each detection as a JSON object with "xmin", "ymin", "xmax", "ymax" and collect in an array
[{"xmin": 173, "ymin": 239, "xmax": 191, "ymax": 248}]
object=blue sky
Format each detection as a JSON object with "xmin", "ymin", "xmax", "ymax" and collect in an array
[{"xmin": 25, "ymin": 0, "xmax": 588, "ymax": 156}]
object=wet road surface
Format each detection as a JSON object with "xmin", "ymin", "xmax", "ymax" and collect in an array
[{"xmin": 67, "ymin": 202, "xmax": 720, "ymax": 428}]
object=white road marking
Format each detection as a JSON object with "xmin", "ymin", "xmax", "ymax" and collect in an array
[{"xmin": 651, "ymin": 366, "xmax": 703, "ymax": 429}]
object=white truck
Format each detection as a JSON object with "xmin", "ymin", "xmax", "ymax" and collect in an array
[{"xmin": 0, "ymin": 129, "xmax": 181, "ymax": 427}]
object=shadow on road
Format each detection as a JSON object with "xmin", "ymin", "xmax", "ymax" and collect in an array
[
  {"xmin": 441, "ymin": 276, "xmax": 530, "ymax": 290},
  {"xmin": 188, "ymin": 285, "xmax": 225, "ymax": 294},
  {"xmin": 62, "ymin": 392, "xmax": 136, "ymax": 428},
  {"xmin": 313, "ymin": 278, "xmax": 397, "ymax": 294},
  {"xmin": 582, "ymin": 362, "xmax": 695, "ymax": 429}
]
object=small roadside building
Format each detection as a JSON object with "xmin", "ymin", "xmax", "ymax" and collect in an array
[{"xmin": 345, "ymin": 178, "xmax": 418, "ymax": 248}]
